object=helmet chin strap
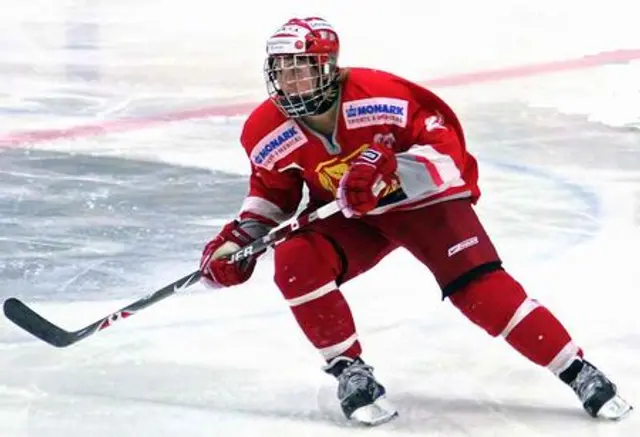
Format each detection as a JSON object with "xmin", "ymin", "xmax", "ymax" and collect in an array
[{"xmin": 312, "ymin": 81, "xmax": 340, "ymax": 115}]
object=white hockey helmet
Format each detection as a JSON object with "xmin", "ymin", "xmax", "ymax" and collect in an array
[{"xmin": 264, "ymin": 17, "xmax": 340, "ymax": 118}]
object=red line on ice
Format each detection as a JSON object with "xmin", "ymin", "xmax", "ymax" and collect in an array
[{"xmin": 1, "ymin": 49, "xmax": 639, "ymax": 147}]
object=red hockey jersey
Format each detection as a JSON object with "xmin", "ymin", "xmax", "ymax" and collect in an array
[{"xmin": 238, "ymin": 67, "xmax": 480, "ymax": 224}]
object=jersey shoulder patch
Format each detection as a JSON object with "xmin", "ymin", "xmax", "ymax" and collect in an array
[
  {"xmin": 241, "ymin": 100, "xmax": 308, "ymax": 170},
  {"xmin": 249, "ymin": 120, "xmax": 308, "ymax": 170}
]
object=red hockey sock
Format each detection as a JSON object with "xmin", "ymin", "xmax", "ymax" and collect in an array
[
  {"xmin": 274, "ymin": 232, "xmax": 361, "ymax": 361},
  {"xmin": 449, "ymin": 269, "xmax": 583, "ymax": 375}
]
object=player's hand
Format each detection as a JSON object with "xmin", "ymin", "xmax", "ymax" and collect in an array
[
  {"xmin": 337, "ymin": 142, "xmax": 397, "ymax": 218},
  {"xmin": 200, "ymin": 221, "xmax": 257, "ymax": 288}
]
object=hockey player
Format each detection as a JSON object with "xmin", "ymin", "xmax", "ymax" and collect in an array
[{"xmin": 199, "ymin": 16, "xmax": 632, "ymax": 425}]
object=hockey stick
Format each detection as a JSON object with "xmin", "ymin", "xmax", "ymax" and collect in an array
[{"xmin": 3, "ymin": 200, "xmax": 341, "ymax": 348}]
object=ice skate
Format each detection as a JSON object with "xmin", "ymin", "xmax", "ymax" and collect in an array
[
  {"xmin": 563, "ymin": 359, "xmax": 633, "ymax": 420},
  {"xmin": 324, "ymin": 356, "xmax": 398, "ymax": 426}
]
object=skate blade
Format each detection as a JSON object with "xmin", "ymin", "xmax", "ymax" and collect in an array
[
  {"xmin": 350, "ymin": 396, "xmax": 398, "ymax": 426},
  {"xmin": 597, "ymin": 395, "xmax": 633, "ymax": 421}
]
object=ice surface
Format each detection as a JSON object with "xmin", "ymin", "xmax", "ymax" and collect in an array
[{"xmin": 1, "ymin": 1, "xmax": 639, "ymax": 436}]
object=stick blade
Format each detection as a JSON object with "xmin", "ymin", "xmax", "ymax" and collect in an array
[{"xmin": 3, "ymin": 298, "xmax": 77, "ymax": 347}]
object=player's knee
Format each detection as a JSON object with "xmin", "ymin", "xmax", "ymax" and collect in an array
[
  {"xmin": 273, "ymin": 232, "xmax": 341, "ymax": 299},
  {"xmin": 448, "ymin": 269, "xmax": 529, "ymax": 337}
]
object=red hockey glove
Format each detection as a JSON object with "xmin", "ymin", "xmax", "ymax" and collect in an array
[
  {"xmin": 337, "ymin": 142, "xmax": 398, "ymax": 218},
  {"xmin": 200, "ymin": 221, "xmax": 257, "ymax": 288}
]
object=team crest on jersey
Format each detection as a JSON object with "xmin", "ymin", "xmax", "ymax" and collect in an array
[
  {"xmin": 250, "ymin": 121, "xmax": 308, "ymax": 170},
  {"xmin": 315, "ymin": 144, "xmax": 401, "ymax": 196},
  {"xmin": 342, "ymin": 98, "xmax": 408, "ymax": 130}
]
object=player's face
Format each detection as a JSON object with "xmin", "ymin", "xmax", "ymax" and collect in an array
[{"xmin": 273, "ymin": 55, "xmax": 318, "ymax": 96}]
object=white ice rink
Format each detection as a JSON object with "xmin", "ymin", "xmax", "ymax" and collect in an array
[{"xmin": 1, "ymin": 1, "xmax": 639, "ymax": 436}]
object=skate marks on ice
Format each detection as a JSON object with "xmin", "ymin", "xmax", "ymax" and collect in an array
[
  {"xmin": 0, "ymin": 148, "xmax": 247, "ymax": 303},
  {"xmin": 0, "ymin": 356, "xmax": 340, "ymax": 437}
]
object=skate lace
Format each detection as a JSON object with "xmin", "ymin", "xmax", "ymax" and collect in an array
[
  {"xmin": 338, "ymin": 363, "xmax": 375, "ymax": 398},
  {"xmin": 570, "ymin": 363, "xmax": 607, "ymax": 402}
]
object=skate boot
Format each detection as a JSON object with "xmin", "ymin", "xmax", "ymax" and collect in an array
[
  {"xmin": 560, "ymin": 359, "xmax": 633, "ymax": 420},
  {"xmin": 324, "ymin": 356, "xmax": 398, "ymax": 425}
]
